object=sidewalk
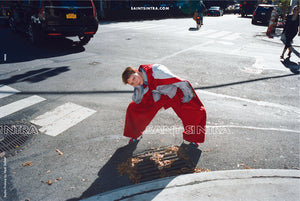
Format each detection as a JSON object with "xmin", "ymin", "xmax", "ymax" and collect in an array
[{"xmin": 83, "ymin": 169, "xmax": 300, "ymax": 201}]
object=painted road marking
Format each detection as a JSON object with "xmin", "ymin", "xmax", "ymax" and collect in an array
[
  {"xmin": 207, "ymin": 31, "xmax": 231, "ymax": 39},
  {"xmin": 102, "ymin": 22, "xmax": 241, "ymax": 42},
  {"xmin": 207, "ymin": 125, "xmax": 300, "ymax": 134},
  {"xmin": 196, "ymin": 29, "xmax": 217, "ymax": 35},
  {"xmin": 222, "ymin": 32, "xmax": 241, "ymax": 40},
  {"xmin": 0, "ymin": 85, "xmax": 20, "ymax": 99},
  {"xmin": 196, "ymin": 90, "xmax": 300, "ymax": 114},
  {"xmin": 31, "ymin": 102, "xmax": 96, "ymax": 137},
  {"xmin": 158, "ymin": 40, "xmax": 214, "ymax": 62},
  {"xmin": 0, "ymin": 95, "xmax": 46, "ymax": 119}
]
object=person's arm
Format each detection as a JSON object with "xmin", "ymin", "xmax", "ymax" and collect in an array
[
  {"xmin": 173, "ymin": 82, "xmax": 195, "ymax": 103},
  {"xmin": 151, "ymin": 64, "xmax": 194, "ymax": 103},
  {"xmin": 132, "ymin": 85, "xmax": 146, "ymax": 104},
  {"xmin": 283, "ymin": 14, "xmax": 291, "ymax": 34}
]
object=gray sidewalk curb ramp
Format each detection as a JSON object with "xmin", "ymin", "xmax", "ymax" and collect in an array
[{"xmin": 83, "ymin": 169, "xmax": 300, "ymax": 201}]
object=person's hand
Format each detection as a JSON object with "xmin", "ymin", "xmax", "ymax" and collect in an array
[
  {"xmin": 181, "ymin": 87, "xmax": 194, "ymax": 103},
  {"xmin": 132, "ymin": 85, "xmax": 144, "ymax": 104},
  {"xmin": 182, "ymin": 94, "xmax": 194, "ymax": 103}
]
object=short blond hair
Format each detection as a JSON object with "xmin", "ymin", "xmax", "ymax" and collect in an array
[{"xmin": 122, "ymin": 67, "xmax": 136, "ymax": 84}]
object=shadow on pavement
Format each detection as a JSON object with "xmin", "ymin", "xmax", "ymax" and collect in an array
[
  {"xmin": 1, "ymin": 72, "xmax": 296, "ymax": 96},
  {"xmin": 195, "ymin": 73, "xmax": 298, "ymax": 90},
  {"xmin": 0, "ymin": 27, "xmax": 85, "ymax": 64},
  {"xmin": 281, "ymin": 58, "xmax": 300, "ymax": 74},
  {"xmin": 67, "ymin": 141, "xmax": 139, "ymax": 201},
  {"xmin": 0, "ymin": 66, "xmax": 70, "ymax": 85},
  {"xmin": 291, "ymin": 46, "xmax": 300, "ymax": 58},
  {"xmin": 188, "ymin": 27, "xmax": 199, "ymax": 31},
  {"xmin": 67, "ymin": 142, "xmax": 202, "ymax": 201}
]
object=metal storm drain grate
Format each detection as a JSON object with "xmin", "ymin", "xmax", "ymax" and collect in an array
[
  {"xmin": 0, "ymin": 122, "xmax": 39, "ymax": 157},
  {"xmin": 118, "ymin": 145, "xmax": 209, "ymax": 183}
]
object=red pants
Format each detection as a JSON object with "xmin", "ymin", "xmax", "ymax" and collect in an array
[{"xmin": 123, "ymin": 89, "xmax": 206, "ymax": 143}]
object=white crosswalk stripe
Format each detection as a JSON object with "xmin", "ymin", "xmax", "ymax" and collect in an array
[
  {"xmin": 207, "ymin": 31, "xmax": 231, "ymax": 39},
  {"xmin": 0, "ymin": 95, "xmax": 46, "ymax": 119},
  {"xmin": 0, "ymin": 85, "xmax": 20, "ymax": 99},
  {"xmin": 102, "ymin": 23, "xmax": 241, "ymax": 41},
  {"xmin": 0, "ymin": 85, "xmax": 97, "ymax": 136},
  {"xmin": 31, "ymin": 102, "xmax": 96, "ymax": 137},
  {"xmin": 222, "ymin": 32, "xmax": 241, "ymax": 41},
  {"xmin": 134, "ymin": 24, "xmax": 164, "ymax": 30}
]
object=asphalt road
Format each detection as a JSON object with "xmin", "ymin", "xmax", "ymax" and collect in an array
[{"xmin": 0, "ymin": 15, "xmax": 299, "ymax": 200}]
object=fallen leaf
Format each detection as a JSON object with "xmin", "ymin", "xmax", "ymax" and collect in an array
[
  {"xmin": 22, "ymin": 161, "xmax": 32, "ymax": 167},
  {"xmin": 166, "ymin": 146, "xmax": 179, "ymax": 152},
  {"xmin": 0, "ymin": 152, "xmax": 5, "ymax": 157},
  {"xmin": 131, "ymin": 157, "xmax": 143, "ymax": 165},
  {"xmin": 291, "ymin": 166, "xmax": 300, "ymax": 170},
  {"xmin": 46, "ymin": 180, "xmax": 52, "ymax": 185},
  {"xmin": 56, "ymin": 149, "xmax": 63, "ymax": 156},
  {"xmin": 54, "ymin": 177, "xmax": 62, "ymax": 182},
  {"xmin": 194, "ymin": 168, "xmax": 210, "ymax": 173},
  {"xmin": 244, "ymin": 166, "xmax": 252, "ymax": 169},
  {"xmin": 181, "ymin": 167, "xmax": 192, "ymax": 173},
  {"xmin": 237, "ymin": 163, "xmax": 246, "ymax": 168}
]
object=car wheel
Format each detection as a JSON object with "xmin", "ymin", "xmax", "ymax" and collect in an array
[
  {"xmin": 78, "ymin": 35, "xmax": 92, "ymax": 46},
  {"xmin": 28, "ymin": 23, "xmax": 41, "ymax": 45},
  {"xmin": 251, "ymin": 19, "xmax": 257, "ymax": 25}
]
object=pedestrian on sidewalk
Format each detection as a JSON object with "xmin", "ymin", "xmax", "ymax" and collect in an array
[
  {"xmin": 280, "ymin": 5, "xmax": 300, "ymax": 59},
  {"xmin": 122, "ymin": 64, "xmax": 206, "ymax": 145}
]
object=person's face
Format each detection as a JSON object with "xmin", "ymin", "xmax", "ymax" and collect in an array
[{"xmin": 127, "ymin": 72, "xmax": 143, "ymax": 87}]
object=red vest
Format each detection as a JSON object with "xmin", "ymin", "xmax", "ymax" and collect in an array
[{"xmin": 138, "ymin": 64, "xmax": 204, "ymax": 107}]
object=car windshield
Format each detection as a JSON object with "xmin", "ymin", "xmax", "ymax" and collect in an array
[
  {"xmin": 210, "ymin": 7, "xmax": 219, "ymax": 10},
  {"xmin": 44, "ymin": 0, "xmax": 92, "ymax": 7},
  {"xmin": 257, "ymin": 7, "xmax": 271, "ymax": 12}
]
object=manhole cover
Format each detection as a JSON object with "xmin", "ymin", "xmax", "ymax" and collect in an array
[
  {"xmin": 0, "ymin": 121, "xmax": 39, "ymax": 157},
  {"xmin": 118, "ymin": 144, "xmax": 209, "ymax": 183}
]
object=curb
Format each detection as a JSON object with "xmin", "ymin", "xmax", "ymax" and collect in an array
[{"xmin": 83, "ymin": 169, "xmax": 300, "ymax": 201}]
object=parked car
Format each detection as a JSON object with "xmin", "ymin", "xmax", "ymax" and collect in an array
[
  {"xmin": 9, "ymin": 0, "xmax": 98, "ymax": 45},
  {"xmin": 239, "ymin": 0, "xmax": 257, "ymax": 17},
  {"xmin": 207, "ymin": 6, "xmax": 223, "ymax": 16},
  {"xmin": 0, "ymin": 1, "xmax": 11, "ymax": 24},
  {"xmin": 252, "ymin": 4, "xmax": 277, "ymax": 25},
  {"xmin": 233, "ymin": 4, "xmax": 240, "ymax": 14}
]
